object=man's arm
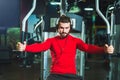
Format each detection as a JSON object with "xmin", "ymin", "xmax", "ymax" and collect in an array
[{"xmin": 16, "ymin": 38, "xmax": 52, "ymax": 53}]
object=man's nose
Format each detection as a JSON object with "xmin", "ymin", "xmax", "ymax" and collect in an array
[{"xmin": 63, "ymin": 28, "xmax": 66, "ymax": 32}]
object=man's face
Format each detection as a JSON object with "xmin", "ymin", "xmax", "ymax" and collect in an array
[{"xmin": 57, "ymin": 22, "xmax": 71, "ymax": 38}]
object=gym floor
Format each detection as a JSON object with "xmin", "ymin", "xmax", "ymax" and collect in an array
[{"xmin": 0, "ymin": 55, "xmax": 111, "ymax": 80}]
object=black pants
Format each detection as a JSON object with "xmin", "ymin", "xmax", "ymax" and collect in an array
[{"xmin": 46, "ymin": 74, "xmax": 83, "ymax": 80}]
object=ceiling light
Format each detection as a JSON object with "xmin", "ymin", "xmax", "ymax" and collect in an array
[
  {"xmin": 84, "ymin": 7, "xmax": 94, "ymax": 11},
  {"xmin": 50, "ymin": 2, "xmax": 61, "ymax": 5}
]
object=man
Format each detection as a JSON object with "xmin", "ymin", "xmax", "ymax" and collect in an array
[{"xmin": 16, "ymin": 15, "xmax": 114, "ymax": 80}]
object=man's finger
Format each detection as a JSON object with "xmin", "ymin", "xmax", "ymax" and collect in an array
[
  {"xmin": 16, "ymin": 42, "xmax": 21, "ymax": 46},
  {"xmin": 23, "ymin": 41, "xmax": 26, "ymax": 45},
  {"xmin": 105, "ymin": 44, "xmax": 108, "ymax": 47}
]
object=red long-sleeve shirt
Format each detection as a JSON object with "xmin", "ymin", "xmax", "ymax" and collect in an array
[{"xmin": 25, "ymin": 34, "xmax": 105, "ymax": 74}]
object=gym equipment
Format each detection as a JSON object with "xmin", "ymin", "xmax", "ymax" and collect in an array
[{"xmin": 96, "ymin": 0, "xmax": 120, "ymax": 80}]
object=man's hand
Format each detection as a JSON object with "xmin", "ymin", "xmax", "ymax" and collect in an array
[
  {"xmin": 16, "ymin": 41, "xmax": 26, "ymax": 52},
  {"xmin": 104, "ymin": 44, "xmax": 114, "ymax": 54}
]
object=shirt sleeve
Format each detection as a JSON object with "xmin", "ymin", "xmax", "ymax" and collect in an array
[
  {"xmin": 25, "ymin": 38, "xmax": 52, "ymax": 53},
  {"xmin": 76, "ymin": 38, "xmax": 105, "ymax": 54}
]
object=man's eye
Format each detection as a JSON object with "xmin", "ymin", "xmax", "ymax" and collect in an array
[
  {"xmin": 66, "ymin": 27, "xmax": 69, "ymax": 29},
  {"xmin": 59, "ymin": 27, "xmax": 63, "ymax": 29}
]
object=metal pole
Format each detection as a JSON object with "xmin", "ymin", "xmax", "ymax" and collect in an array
[
  {"xmin": 95, "ymin": 0, "xmax": 112, "ymax": 80},
  {"xmin": 21, "ymin": 0, "xmax": 37, "ymax": 66},
  {"xmin": 96, "ymin": 0, "xmax": 111, "ymax": 45},
  {"xmin": 79, "ymin": 21, "xmax": 85, "ymax": 79},
  {"xmin": 21, "ymin": 0, "xmax": 37, "ymax": 42}
]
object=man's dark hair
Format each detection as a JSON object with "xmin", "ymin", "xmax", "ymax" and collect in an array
[{"xmin": 56, "ymin": 15, "xmax": 72, "ymax": 29}]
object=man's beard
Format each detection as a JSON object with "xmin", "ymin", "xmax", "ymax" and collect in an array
[{"xmin": 60, "ymin": 32, "xmax": 69, "ymax": 38}]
